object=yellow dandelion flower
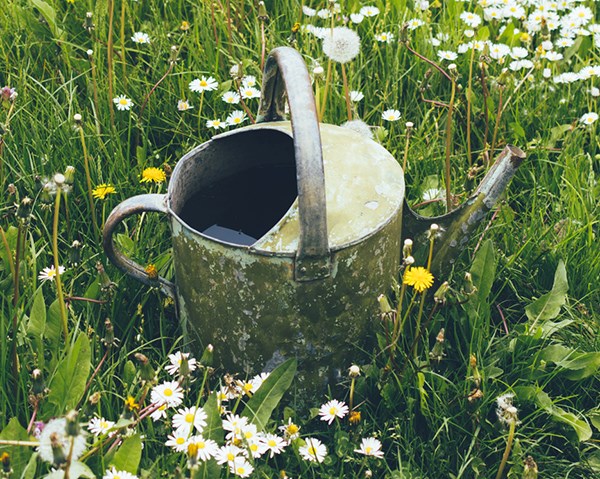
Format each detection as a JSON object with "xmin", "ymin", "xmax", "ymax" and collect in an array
[
  {"xmin": 124, "ymin": 396, "xmax": 140, "ymax": 411},
  {"xmin": 403, "ymin": 266, "xmax": 434, "ymax": 293},
  {"xmin": 145, "ymin": 263, "xmax": 158, "ymax": 280},
  {"xmin": 180, "ymin": 20, "xmax": 190, "ymax": 31},
  {"xmin": 91, "ymin": 183, "xmax": 116, "ymax": 200},
  {"xmin": 140, "ymin": 167, "xmax": 166, "ymax": 184},
  {"xmin": 349, "ymin": 410, "xmax": 361, "ymax": 425}
]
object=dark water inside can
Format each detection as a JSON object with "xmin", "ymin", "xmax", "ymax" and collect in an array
[{"xmin": 179, "ymin": 165, "xmax": 298, "ymax": 245}]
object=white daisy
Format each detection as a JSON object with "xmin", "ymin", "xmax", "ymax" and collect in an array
[
  {"xmin": 437, "ymin": 50, "xmax": 458, "ymax": 61},
  {"xmin": 189, "ymin": 76, "xmax": 218, "ymax": 93},
  {"xmin": 113, "ymin": 95, "xmax": 133, "ymax": 111},
  {"xmin": 359, "ymin": 5, "xmax": 380, "ymax": 17},
  {"xmin": 318, "ymin": 399, "xmax": 349, "ymax": 424},
  {"xmin": 229, "ymin": 457, "xmax": 254, "ymax": 477},
  {"xmin": 302, "ymin": 5, "xmax": 316, "ymax": 17},
  {"xmin": 206, "ymin": 119, "xmax": 226, "ymax": 130},
  {"xmin": 350, "ymin": 13, "xmax": 364, "ymax": 24},
  {"xmin": 38, "ymin": 265, "xmax": 66, "ymax": 282},
  {"xmin": 150, "ymin": 381, "xmax": 184, "ymax": 407},
  {"xmin": 354, "ymin": 437, "xmax": 384, "ymax": 458},
  {"xmin": 299, "ymin": 437, "xmax": 327, "ymax": 463},
  {"xmin": 226, "ymin": 110, "xmax": 247, "ymax": 126},
  {"xmin": 375, "ymin": 32, "xmax": 394, "ymax": 43},
  {"xmin": 102, "ymin": 467, "xmax": 139, "ymax": 479},
  {"xmin": 215, "ymin": 444, "xmax": 246, "ymax": 465},
  {"xmin": 350, "ymin": 90, "xmax": 364, "ymax": 102},
  {"xmin": 278, "ymin": 418, "xmax": 300, "ymax": 442},
  {"xmin": 580, "ymin": 112, "xmax": 598, "ymax": 125},
  {"xmin": 172, "ymin": 406, "xmax": 207, "ymax": 435},
  {"xmin": 382, "ymin": 109, "xmax": 401, "ymax": 121},
  {"xmin": 239, "ymin": 87, "xmax": 261, "ymax": 99},
  {"xmin": 222, "ymin": 91, "xmax": 241, "ymax": 104},
  {"xmin": 87, "ymin": 417, "xmax": 115, "ymax": 436},
  {"xmin": 260, "ymin": 433, "xmax": 286, "ymax": 458},
  {"xmin": 241, "ymin": 75, "xmax": 257, "ymax": 88},
  {"xmin": 177, "ymin": 99, "xmax": 193, "ymax": 111},
  {"xmin": 165, "ymin": 351, "xmax": 197, "ymax": 376},
  {"xmin": 406, "ymin": 18, "xmax": 424, "ymax": 30},
  {"xmin": 165, "ymin": 430, "xmax": 189, "ymax": 452},
  {"xmin": 131, "ymin": 32, "xmax": 150, "ymax": 44},
  {"xmin": 188, "ymin": 435, "xmax": 219, "ymax": 462}
]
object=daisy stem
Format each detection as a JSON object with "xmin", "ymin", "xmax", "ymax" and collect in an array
[
  {"xmin": 349, "ymin": 377, "xmax": 356, "ymax": 410},
  {"xmin": 341, "ymin": 63, "xmax": 352, "ymax": 122},
  {"xmin": 107, "ymin": 0, "xmax": 115, "ymax": 126},
  {"xmin": 444, "ymin": 78, "xmax": 456, "ymax": 213},
  {"xmin": 197, "ymin": 91, "xmax": 205, "ymax": 135},
  {"xmin": 411, "ymin": 291, "xmax": 428, "ymax": 359},
  {"xmin": 495, "ymin": 420, "xmax": 516, "ymax": 479},
  {"xmin": 466, "ymin": 46, "xmax": 475, "ymax": 166},
  {"xmin": 78, "ymin": 125, "xmax": 99, "ymax": 239},
  {"xmin": 52, "ymin": 189, "xmax": 69, "ymax": 341}
]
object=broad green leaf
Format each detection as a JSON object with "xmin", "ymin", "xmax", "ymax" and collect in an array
[
  {"xmin": 202, "ymin": 392, "xmax": 224, "ymax": 443},
  {"xmin": 46, "ymin": 333, "xmax": 91, "ymax": 416},
  {"xmin": 44, "ymin": 299, "xmax": 62, "ymax": 347},
  {"xmin": 540, "ymin": 344, "xmax": 573, "ymax": 364},
  {"xmin": 469, "ymin": 239, "xmax": 496, "ymax": 310},
  {"xmin": 20, "ymin": 452, "xmax": 38, "ymax": 479},
  {"xmin": 558, "ymin": 352, "xmax": 600, "ymax": 381},
  {"xmin": 526, "ymin": 260, "xmax": 568, "ymax": 328},
  {"xmin": 0, "ymin": 418, "xmax": 32, "ymax": 476},
  {"xmin": 590, "ymin": 411, "xmax": 600, "ymax": 432},
  {"xmin": 535, "ymin": 390, "xmax": 592, "ymax": 441},
  {"xmin": 242, "ymin": 359, "xmax": 297, "ymax": 430},
  {"xmin": 585, "ymin": 450, "xmax": 600, "ymax": 473},
  {"xmin": 29, "ymin": 0, "xmax": 65, "ymax": 39},
  {"xmin": 549, "ymin": 408, "xmax": 592, "ymax": 442},
  {"xmin": 541, "ymin": 319, "xmax": 575, "ymax": 339},
  {"xmin": 27, "ymin": 287, "xmax": 46, "ymax": 339},
  {"xmin": 110, "ymin": 434, "xmax": 142, "ymax": 474}
]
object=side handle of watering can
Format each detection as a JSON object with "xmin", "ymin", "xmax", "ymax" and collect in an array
[
  {"xmin": 102, "ymin": 194, "xmax": 176, "ymax": 299},
  {"xmin": 256, "ymin": 46, "xmax": 331, "ymax": 282},
  {"xmin": 403, "ymin": 145, "xmax": 526, "ymax": 278}
]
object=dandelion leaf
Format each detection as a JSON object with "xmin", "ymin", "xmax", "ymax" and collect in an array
[
  {"xmin": 526, "ymin": 260, "xmax": 568, "ymax": 326},
  {"xmin": 0, "ymin": 418, "xmax": 32, "ymax": 477},
  {"xmin": 110, "ymin": 434, "xmax": 142, "ymax": 475},
  {"xmin": 558, "ymin": 352, "xmax": 600, "ymax": 381},
  {"xmin": 195, "ymin": 394, "xmax": 222, "ymax": 479},
  {"xmin": 29, "ymin": 0, "xmax": 65, "ymax": 40},
  {"xmin": 20, "ymin": 452, "xmax": 38, "ymax": 479},
  {"xmin": 46, "ymin": 333, "xmax": 91, "ymax": 416},
  {"xmin": 43, "ymin": 461, "xmax": 95, "ymax": 479},
  {"xmin": 469, "ymin": 239, "xmax": 496, "ymax": 312},
  {"xmin": 535, "ymin": 390, "xmax": 592, "ymax": 442},
  {"xmin": 242, "ymin": 358, "xmax": 297, "ymax": 431},
  {"xmin": 44, "ymin": 299, "xmax": 63, "ymax": 348}
]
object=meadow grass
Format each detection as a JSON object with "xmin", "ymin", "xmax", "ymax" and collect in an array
[{"xmin": 0, "ymin": 1, "xmax": 598, "ymax": 478}]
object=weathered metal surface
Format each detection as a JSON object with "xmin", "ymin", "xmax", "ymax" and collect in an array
[
  {"xmin": 171, "ymin": 211, "xmax": 402, "ymax": 385},
  {"xmin": 403, "ymin": 145, "xmax": 526, "ymax": 277}
]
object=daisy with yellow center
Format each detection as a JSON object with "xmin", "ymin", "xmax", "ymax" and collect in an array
[
  {"xmin": 38, "ymin": 265, "xmax": 66, "ymax": 282},
  {"xmin": 113, "ymin": 95, "xmax": 133, "ymax": 111},
  {"xmin": 140, "ymin": 166, "xmax": 166, "ymax": 184},
  {"xmin": 92, "ymin": 183, "xmax": 116, "ymax": 200},
  {"xmin": 403, "ymin": 266, "xmax": 434, "ymax": 293}
]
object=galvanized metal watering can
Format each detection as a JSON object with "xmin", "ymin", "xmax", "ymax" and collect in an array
[{"xmin": 103, "ymin": 47, "xmax": 525, "ymax": 387}]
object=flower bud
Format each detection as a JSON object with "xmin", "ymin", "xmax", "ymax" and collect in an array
[
  {"xmin": 463, "ymin": 272, "xmax": 477, "ymax": 295},
  {"xmin": 135, "ymin": 353, "xmax": 155, "ymax": 382},
  {"xmin": 523, "ymin": 456, "xmax": 538, "ymax": 479},
  {"xmin": 1, "ymin": 451, "xmax": 11, "ymax": 474},
  {"xmin": 53, "ymin": 173, "xmax": 65, "ymax": 188},
  {"xmin": 32, "ymin": 368, "xmax": 46, "ymax": 396},
  {"xmin": 377, "ymin": 294, "xmax": 393, "ymax": 314},
  {"xmin": 258, "ymin": 1, "xmax": 268, "ymax": 21},
  {"xmin": 200, "ymin": 343, "xmax": 214, "ymax": 367},
  {"xmin": 65, "ymin": 410, "xmax": 80, "ymax": 437},
  {"xmin": 434, "ymin": 281, "xmax": 449, "ymax": 304},
  {"xmin": 16, "ymin": 196, "xmax": 32, "ymax": 220},
  {"xmin": 50, "ymin": 433, "xmax": 66, "ymax": 466},
  {"xmin": 64, "ymin": 165, "xmax": 76, "ymax": 185},
  {"xmin": 349, "ymin": 364, "xmax": 361, "ymax": 378},
  {"xmin": 402, "ymin": 238, "xmax": 413, "ymax": 259}
]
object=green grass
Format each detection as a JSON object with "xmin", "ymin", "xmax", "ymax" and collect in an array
[{"xmin": 0, "ymin": 0, "xmax": 599, "ymax": 478}]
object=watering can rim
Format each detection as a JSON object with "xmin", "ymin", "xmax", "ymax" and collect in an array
[{"xmin": 166, "ymin": 121, "xmax": 406, "ymax": 257}]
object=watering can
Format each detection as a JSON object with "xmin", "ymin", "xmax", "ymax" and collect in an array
[{"xmin": 103, "ymin": 47, "xmax": 525, "ymax": 388}]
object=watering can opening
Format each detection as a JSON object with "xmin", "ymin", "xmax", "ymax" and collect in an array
[{"xmin": 169, "ymin": 129, "xmax": 298, "ymax": 247}]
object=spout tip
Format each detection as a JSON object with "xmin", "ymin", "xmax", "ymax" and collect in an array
[{"xmin": 505, "ymin": 144, "xmax": 526, "ymax": 165}]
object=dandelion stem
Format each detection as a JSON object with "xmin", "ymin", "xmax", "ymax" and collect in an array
[
  {"xmin": 319, "ymin": 60, "xmax": 333, "ymax": 121},
  {"xmin": 495, "ymin": 420, "xmax": 516, "ymax": 479},
  {"xmin": 341, "ymin": 63, "xmax": 352, "ymax": 122},
  {"xmin": 107, "ymin": 0, "xmax": 115, "ymax": 126},
  {"xmin": 466, "ymin": 46, "xmax": 476, "ymax": 166},
  {"xmin": 402, "ymin": 127, "xmax": 411, "ymax": 172},
  {"xmin": 78, "ymin": 125, "xmax": 99, "ymax": 239},
  {"xmin": 120, "ymin": 0, "xmax": 127, "ymax": 89},
  {"xmin": 52, "ymin": 189, "xmax": 69, "ymax": 341},
  {"xmin": 260, "ymin": 18, "xmax": 267, "ymax": 72},
  {"xmin": 444, "ymin": 79, "xmax": 456, "ymax": 213}
]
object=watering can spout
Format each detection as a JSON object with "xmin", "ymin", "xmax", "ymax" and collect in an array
[{"xmin": 403, "ymin": 144, "xmax": 526, "ymax": 277}]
